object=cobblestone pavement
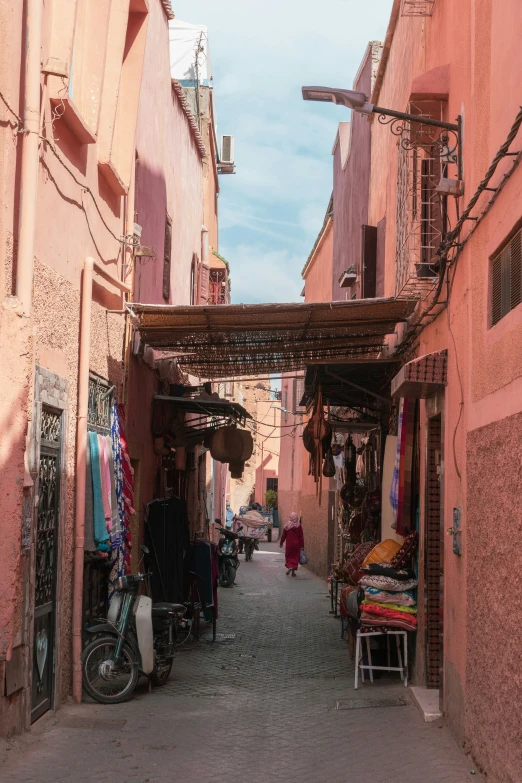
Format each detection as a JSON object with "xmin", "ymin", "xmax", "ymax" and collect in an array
[{"xmin": 3, "ymin": 544, "xmax": 480, "ymax": 783}]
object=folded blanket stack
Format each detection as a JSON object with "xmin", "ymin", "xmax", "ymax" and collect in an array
[{"xmin": 358, "ymin": 563, "xmax": 418, "ymax": 632}]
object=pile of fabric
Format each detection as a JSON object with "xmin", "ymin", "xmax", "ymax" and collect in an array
[
  {"xmin": 358, "ymin": 532, "xmax": 419, "ymax": 632},
  {"xmin": 85, "ymin": 402, "xmax": 134, "ymax": 599}
]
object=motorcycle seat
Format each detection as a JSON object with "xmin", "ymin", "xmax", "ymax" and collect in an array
[{"xmin": 152, "ymin": 602, "xmax": 186, "ymax": 617}]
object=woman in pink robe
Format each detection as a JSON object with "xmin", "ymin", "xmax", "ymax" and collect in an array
[{"xmin": 280, "ymin": 513, "xmax": 304, "ymax": 576}]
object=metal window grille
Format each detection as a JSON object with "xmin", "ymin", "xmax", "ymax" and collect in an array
[
  {"xmin": 266, "ymin": 478, "xmax": 278, "ymax": 492},
  {"xmin": 394, "ymin": 103, "xmax": 446, "ymax": 299},
  {"xmin": 209, "ymin": 268, "xmax": 228, "ymax": 305},
  {"xmin": 87, "ymin": 374, "xmax": 113, "ymax": 433},
  {"xmin": 401, "ymin": 0, "xmax": 436, "ymax": 15},
  {"xmin": 491, "ymin": 228, "xmax": 522, "ymax": 325}
]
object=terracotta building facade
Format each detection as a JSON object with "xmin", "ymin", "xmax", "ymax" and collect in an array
[
  {"xmin": 284, "ymin": 2, "xmax": 522, "ymax": 781},
  {"xmin": 0, "ymin": 0, "xmax": 231, "ymax": 738}
]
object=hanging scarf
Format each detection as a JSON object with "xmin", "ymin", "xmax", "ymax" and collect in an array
[
  {"xmin": 98, "ymin": 433, "xmax": 112, "ymax": 532},
  {"xmin": 88, "ymin": 431, "xmax": 110, "ymax": 552},
  {"xmin": 109, "ymin": 403, "xmax": 127, "ymax": 599},
  {"xmin": 389, "ymin": 398, "xmax": 416, "ymax": 536},
  {"xmin": 117, "ymin": 403, "xmax": 134, "ymax": 571},
  {"xmin": 84, "ymin": 437, "xmax": 96, "ymax": 552}
]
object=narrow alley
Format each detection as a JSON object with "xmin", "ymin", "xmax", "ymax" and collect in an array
[
  {"xmin": 2, "ymin": 545, "xmax": 478, "ymax": 783},
  {"xmin": 2, "ymin": 1, "xmax": 522, "ymax": 779}
]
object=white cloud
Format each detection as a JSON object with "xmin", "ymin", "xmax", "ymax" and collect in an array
[
  {"xmin": 174, "ymin": 0, "xmax": 393, "ymax": 302},
  {"xmin": 223, "ymin": 243, "xmax": 305, "ymax": 304}
]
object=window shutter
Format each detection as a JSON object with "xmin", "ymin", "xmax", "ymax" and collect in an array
[
  {"xmin": 292, "ymin": 377, "xmax": 305, "ymax": 413},
  {"xmin": 163, "ymin": 214, "xmax": 172, "ymax": 301},
  {"xmin": 361, "ymin": 225, "xmax": 377, "ymax": 298},
  {"xmin": 199, "ymin": 263, "xmax": 210, "ymax": 304},
  {"xmin": 491, "ymin": 255, "xmax": 502, "ymax": 326},
  {"xmin": 510, "ymin": 229, "xmax": 522, "ymax": 311},
  {"xmin": 491, "ymin": 228, "xmax": 522, "ymax": 325}
]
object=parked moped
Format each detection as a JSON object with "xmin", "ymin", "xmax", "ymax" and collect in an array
[
  {"xmin": 215, "ymin": 518, "xmax": 240, "ymax": 587},
  {"xmin": 82, "ymin": 546, "xmax": 188, "ymax": 703}
]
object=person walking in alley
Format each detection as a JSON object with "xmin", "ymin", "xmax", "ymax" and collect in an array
[{"xmin": 280, "ymin": 512, "xmax": 304, "ymax": 576}]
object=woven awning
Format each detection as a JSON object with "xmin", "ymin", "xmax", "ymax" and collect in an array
[
  {"xmin": 303, "ymin": 360, "xmax": 401, "ymax": 412},
  {"xmin": 391, "ymin": 350, "xmax": 448, "ymax": 399},
  {"xmin": 131, "ymin": 298, "xmax": 416, "ymax": 378}
]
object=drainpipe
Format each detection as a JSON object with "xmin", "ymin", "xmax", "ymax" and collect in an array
[
  {"xmin": 16, "ymin": 0, "xmax": 43, "ymax": 316},
  {"xmin": 72, "ymin": 257, "xmax": 94, "ymax": 704},
  {"xmin": 201, "ymin": 225, "xmax": 209, "ymax": 264}
]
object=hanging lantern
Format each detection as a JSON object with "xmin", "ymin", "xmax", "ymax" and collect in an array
[{"xmin": 209, "ymin": 426, "xmax": 253, "ymax": 479}]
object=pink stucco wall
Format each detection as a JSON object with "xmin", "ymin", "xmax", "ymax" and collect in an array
[
  {"xmin": 254, "ymin": 400, "xmax": 280, "ymax": 506},
  {"xmin": 0, "ymin": 0, "xmax": 155, "ymax": 735},
  {"xmin": 126, "ymin": 0, "xmax": 210, "ymax": 554},
  {"xmin": 369, "ymin": 2, "xmax": 522, "ymax": 777},
  {"xmin": 279, "ymin": 219, "xmax": 334, "ymax": 576},
  {"xmin": 302, "ymin": 221, "xmax": 333, "ymax": 304},
  {"xmin": 133, "ymin": 0, "xmax": 204, "ymax": 306},
  {"xmin": 332, "ymin": 49, "xmax": 373, "ymax": 302}
]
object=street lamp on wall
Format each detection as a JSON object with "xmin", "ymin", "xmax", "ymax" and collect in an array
[{"xmin": 302, "ymin": 86, "xmax": 462, "ymax": 180}]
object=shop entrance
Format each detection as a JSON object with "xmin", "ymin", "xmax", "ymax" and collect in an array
[
  {"xmin": 425, "ymin": 413, "xmax": 443, "ymax": 699},
  {"xmin": 31, "ymin": 407, "xmax": 62, "ymax": 722}
]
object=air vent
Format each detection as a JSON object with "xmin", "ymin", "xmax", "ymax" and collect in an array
[{"xmin": 221, "ymin": 135, "xmax": 235, "ymax": 164}]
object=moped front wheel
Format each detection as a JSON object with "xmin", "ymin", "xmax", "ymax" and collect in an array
[
  {"xmin": 82, "ymin": 636, "xmax": 139, "ymax": 704},
  {"xmin": 219, "ymin": 564, "xmax": 236, "ymax": 588}
]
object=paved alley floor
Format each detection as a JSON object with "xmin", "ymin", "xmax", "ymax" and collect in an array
[{"xmin": 2, "ymin": 544, "xmax": 479, "ymax": 783}]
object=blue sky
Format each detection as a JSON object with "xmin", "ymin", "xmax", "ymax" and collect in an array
[{"xmin": 174, "ymin": 1, "xmax": 393, "ymax": 303}]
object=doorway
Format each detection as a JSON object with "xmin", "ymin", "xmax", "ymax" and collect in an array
[
  {"xmin": 425, "ymin": 414, "xmax": 443, "ymax": 699},
  {"xmin": 31, "ymin": 407, "xmax": 63, "ymax": 722}
]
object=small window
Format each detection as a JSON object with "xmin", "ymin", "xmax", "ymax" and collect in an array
[
  {"xmin": 266, "ymin": 478, "xmax": 278, "ymax": 492},
  {"xmin": 281, "ymin": 390, "xmax": 288, "ymax": 421},
  {"xmin": 292, "ymin": 378, "xmax": 306, "ymax": 415},
  {"xmin": 163, "ymin": 214, "xmax": 172, "ymax": 301},
  {"xmin": 491, "ymin": 228, "xmax": 522, "ymax": 325}
]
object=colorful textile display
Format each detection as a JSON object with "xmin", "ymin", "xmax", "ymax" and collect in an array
[
  {"xmin": 88, "ymin": 431, "xmax": 110, "ymax": 553},
  {"xmin": 391, "ymin": 530, "xmax": 419, "ymax": 569},
  {"xmin": 361, "ymin": 563, "xmax": 415, "ymax": 580},
  {"xmin": 117, "ymin": 403, "xmax": 134, "ymax": 571},
  {"xmin": 108, "ymin": 404, "xmax": 127, "ymax": 598},
  {"xmin": 84, "ymin": 439, "xmax": 96, "ymax": 552},
  {"xmin": 389, "ymin": 398, "xmax": 417, "ymax": 536},
  {"xmin": 359, "ymin": 574, "xmax": 418, "ymax": 592},
  {"xmin": 363, "ymin": 587, "xmax": 416, "ymax": 607},
  {"xmin": 98, "ymin": 434, "xmax": 112, "ymax": 531},
  {"xmin": 341, "ymin": 542, "xmax": 374, "ymax": 585},
  {"xmin": 339, "ymin": 585, "xmax": 358, "ymax": 618},
  {"xmin": 362, "ymin": 603, "xmax": 418, "ymax": 625},
  {"xmin": 362, "ymin": 599, "xmax": 417, "ymax": 615},
  {"xmin": 362, "ymin": 539, "xmax": 402, "ymax": 567},
  {"xmin": 360, "ymin": 614, "xmax": 417, "ymax": 633}
]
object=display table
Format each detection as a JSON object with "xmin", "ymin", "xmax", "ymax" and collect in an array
[{"xmin": 354, "ymin": 629, "xmax": 408, "ymax": 689}]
